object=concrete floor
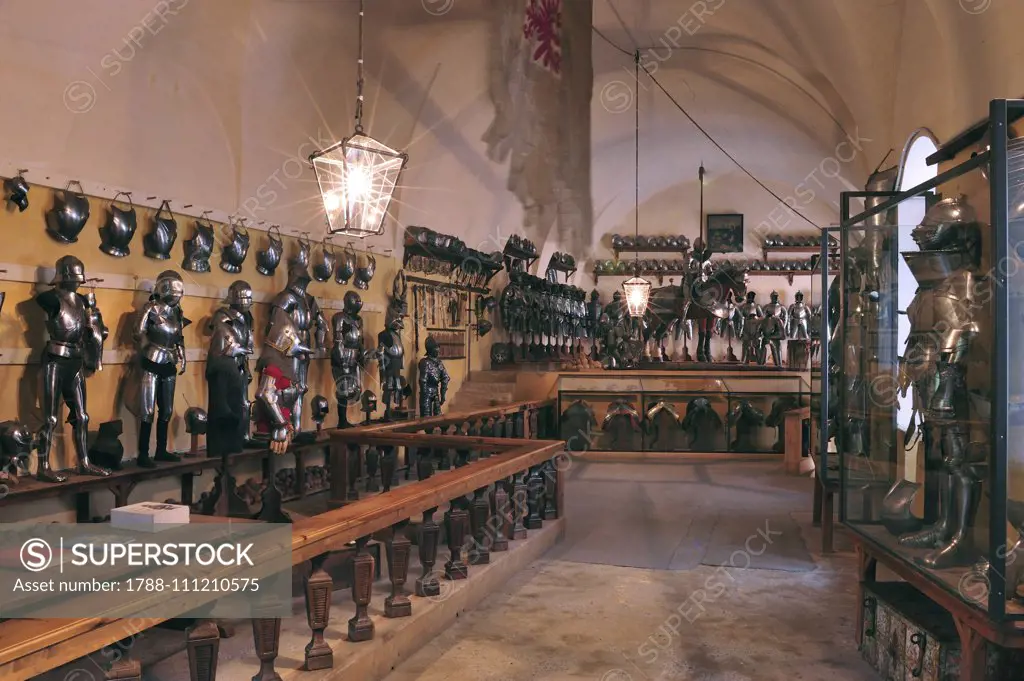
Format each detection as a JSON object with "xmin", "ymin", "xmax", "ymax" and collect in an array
[{"xmin": 383, "ymin": 460, "xmax": 879, "ymax": 681}]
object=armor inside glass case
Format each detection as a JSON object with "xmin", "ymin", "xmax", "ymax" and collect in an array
[
  {"xmin": 557, "ymin": 373, "xmax": 807, "ymax": 454},
  {"xmin": 830, "ymin": 104, "xmax": 1024, "ymax": 624}
]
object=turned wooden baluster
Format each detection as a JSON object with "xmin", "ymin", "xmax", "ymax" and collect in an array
[
  {"xmin": 348, "ymin": 535, "xmax": 375, "ymax": 642},
  {"xmin": 469, "ymin": 486, "xmax": 491, "ymax": 564},
  {"xmin": 365, "ymin": 446, "xmax": 380, "ymax": 493},
  {"xmin": 385, "ymin": 519, "xmax": 413, "ymax": 617},
  {"xmin": 511, "ymin": 472, "xmax": 528, "ymax": 539},
  {"xmin": 251, "ymin": 618, "xmax": 282, "ymax": 681},
  {"xmin": 513, "ymin": 410, "xmax": 525, "ymax": 438},
  {"xmin": 543, "ymin": 460, "xmax": 559, "ymax": 519},
  {"xmin": 445, "ymin": 498, "xmax": 470, "ymax": 580},
  {"xmin": 529, "ymin": 407, "xmax": 540, "ymax": 439},
  {"xmin": 456, "ymin": 423, "xmax": 471, "ymax": 468},
  {"xmin": 381, "ymin": 445, "xmax": 396, "ymax": 493},
  {"xmin": 304, "ymin": 553, "xmax": 333, "ymax": 669},
  {"xmin": 525, "ymin": 465, "xmax": 545, "ymax": 529},
  {"xmin": 481, "ymin": 416, "xmax": 495, "ymax": 442},
  {"xmin": 505, "ymin": 413, "xmax": 517, "ymax": 438},
  {"xmin": 469, "ymin": 419, "xmax": 483, "ymax": 460},
  {"xmin": 435, "ymin": 426, "xmax": 450, "ymax": 471},
  {"xmin": 491, "ymin": 480, "xmax": 511, "ymax": 551},
  {"xmin": 417, "ymin": 444, "xmax": 435, "ymax": 481},
  {"xmin": 347, "ymin": 443, "xmax": 361, "ymax": 501},
  {"xmin": 105, "ymin": 659, "xmax": 142, "ymax": 681},
  {"xmin": 416, "ymin": 507, "xmax": 441, "ymax": 597},
  {"xmin": 186, "ymin": 619, "xmax": 220, "ymax": 681}
]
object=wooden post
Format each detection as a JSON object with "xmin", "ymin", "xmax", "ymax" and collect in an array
[
  {"xmin": 445, "ymin": 500, "xmax": 469, "ymax": 580},
  {"xmin": 190, "ymin": 433, "xmax": 201, "ymax": 458},
  {"xmin": 469, "ymin": 487, "xmax": 491, "ymax": 565},
  {"xmin": 251, "ymin": 618, "xmax": 282, "ymax": 681},
  {"xmin": 416, "ymin": 508, "xmax": 441, "ymax": 597},
  {"xmin": 186, "ymin": 619, "xmax": 220, "ymax": 681},
  {"xmin": 328, "ymin": 437, "xmax": 350, "ymax": 509},
  {"xmin": 365, "ymin": 447, "xmax": 380, "ymax": 493},
  {"xmin": 381, "ymin": 445, "xmax": 396, "ymax": 493},
  {"xmin": 348, "ymin": 535, "xmax": 375, "ymax": 642},
  {"xmin": 525, "ymin": 465, "xmax": 545, "ymax": 529},
  {"xmin": 385, "ymin": 520, "xmax": 413, "ymax": 617},
  {"xmin": 304, "ymin": 553, "xmax": 334, "ymax": 670},
  {"xmin": 491, "ymin": 481, "xmax": 511, "ymax": 552},
  {"xmin": 511, "ymin": 473, "xmax": 528, "ymax": 540},
  {"xmin": 347, "ymin": 443, "xmax": 361, "ymax": 501},
  {"xmin": 542, "ymin": 461, "xmax": 558, "ymax": 519}
]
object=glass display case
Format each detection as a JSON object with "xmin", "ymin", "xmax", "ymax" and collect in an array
[
  {"xmin": 829, "ymin": 99, "xmax": 1024, "ymax": 622},
  {"xmin": 557, "ymin": 373, "xmax": 808, "ymax": 454}
]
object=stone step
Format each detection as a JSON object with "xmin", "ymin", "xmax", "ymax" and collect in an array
[{"xmin": 467, "ymin": 370, "xmax": 520, "ymax": 384}]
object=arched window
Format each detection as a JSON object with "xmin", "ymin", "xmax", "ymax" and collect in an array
[{"xmin": 894, "ymin": 129, "xmax": 939, "ymax": 435}]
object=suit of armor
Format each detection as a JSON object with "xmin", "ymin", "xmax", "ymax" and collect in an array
[
  {"xmin": 418, "ymin": 337, "xmax": 449, "ymax": 417},
  {"xmin": 36, "ymin": 256, "xmax": 110, "ymax": 481},
  {"xmin": 739, "ymin": 292, "xmax": 763, "ymax": 364},
  {"xmin": 331, "ymin": 291, "xmax": 368, "ymax": 428},
  {"xmin": 787, "ymin": 291, "xmax": 811, "ymax": 340},
  {"xmin": 759, "ymin": 291, "xmax": 787, "ymax": 367},
  {"xmin": 267, "ymin": 260, "xmax": 326, "ymax": 432},
  {"xmin": 715, "ymin": 295, "xmax": 742, "ymax": 361},
  {"xmin": 256, "ymin": 311, "xmax": 311, "ymax": 446},
  {"xmin": 895, "ymin": 195, "xmax": 983, "ymax": 568},
  {"xmin": 130, "ymin": 270, "xmax": 189, "ymax": 466},
  {"xmin": 206, "ymin": 281, "xmax": 254, "ymax": 457}
]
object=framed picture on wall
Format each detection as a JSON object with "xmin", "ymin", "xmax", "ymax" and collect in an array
[{"xmin": 706, "ymin": 213, "xmax": 744, "ymax": 253}]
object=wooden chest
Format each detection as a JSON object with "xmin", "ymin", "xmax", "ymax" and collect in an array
[{"xmin": 861, "ymin": 582, "xmax": 1024, "ymax": 681}]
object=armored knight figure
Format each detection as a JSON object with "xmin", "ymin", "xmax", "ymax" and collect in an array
[
  {"xmin": 759, "ymin": 307, "xmax": 787, "ymax": 367},
  {"xmin": 379, "ymin": 276, "xmax": 409, "ymax": 421},
  {"xmin": 739, "ymin": 291, "xmax": 763, "ymax": 364},
  {"xmin": 715, "ymin": 294, "xmax": 742, "ymax": 362},
  {"xmin": 787, "ymin": 291, "xmax": 811, "ymax": 340},
  {"xmin": 255, "ymin": 310, "xmax": 311, "ymax": 454},
  {"xmin": 129, "ymin": 270, "xmax": 189, "ymax": 467},
  {"xmin": 206, "ymin": 280, "xmax": 254, "ymax": 458},
  {"xmin": 894, "ymin": 195, "xmax": 983, "ymax": 568},
  {"xmin": 418, "ymin": 336, "xmax": 450, "ymax": 417},
  {"xmin": 35, "ymin": 256, "xmax": 111, "ymax": 481},
  {"xmin": 763, "ymin": 290, "xmax": 788, "ymax": 329},
  {"xmin": 331, "ymin": 291, "xmax": 370, "ymax": 428},
  {"xmin": 267, "ymin": 258, "xmax": 326, "ymax": 432}
]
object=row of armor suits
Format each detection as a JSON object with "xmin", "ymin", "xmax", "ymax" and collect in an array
[
  {"xmin": 499, "ymin": 271, "xmax": 590, "ymax": 360},
  {"xmin": 10, "ymin": 254, "xmax": 417, "ymax": 484}
]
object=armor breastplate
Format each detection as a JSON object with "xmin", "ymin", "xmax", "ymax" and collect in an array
[
  {"xmin": 789, "ymin": 303, "xmax": 810, "ymax": 320},
  {"xmin": 183, "ymin": 221, "xmax": 214, "ymax": 272},
  {"xmin": 905, "ymin": 270, "xmax": 978, "ymax": 364},
  {"xmin": 275, "ymin": 289, "xmax": 313, "ymax": 336},
  {"xmin": 144, "ymin": 202, "xmax": 178, "ymax": 260},
  {"xmin": 141, "ymin": 304, "xmax": 183, "ymax": 364},
  {"xmin": 220, "ymin": 225, "xmax": 250, "ymax": 273},
  {"xmin": 741, "ymin": 303, "xmax": 761, "ymax": 319},
  {"xmin": 45, "ymin": 290, "xmax": 88, "ymax": 352},
  {"xmin": 209, "ymin": 308, "xmax": 250, "ymax": 359},
  {"xmin": 765, "ymin": 302, "xmax": 785, "ymax": 319},
  {"xmin": 256, "ymin": 227, "xmax": 284, "ymax": 276},
  {"xmin": 100, "ymin": 198, "xmax": 137, "ymax": 257}
]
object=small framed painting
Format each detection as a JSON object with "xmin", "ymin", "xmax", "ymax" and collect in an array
[{"xmin": 706, "ymin": 213, "xmax": 744, "ymax": 253}]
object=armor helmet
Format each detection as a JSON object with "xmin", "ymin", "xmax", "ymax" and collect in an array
[
  {"xmin": 344, "ymin": 291, "xmax": 363, "ymax": 315},
  {"xmin": 746, "ymin": 291, "xmax": 756, "ymax": 302},
  {"xmin": 476, "ymin": 319, "xmax": 493, "ymax": 337},
  {"xmin": 184, "ymin": 407, "xmax": 208, "ymax": 435},
  {"xmin": 310, "ymin": 395, "xmax": 330, "ymax": 425},
  {"xmin": 425, "ymin": 335, "xmax": 440, "ymax": 358},
  {"xmin": 0, "ymin": 420, "xmax": 33, "ymax": 457},
  {"xmin": 795, "ymin": 290, "xmax": 804, "ymax": 302},
  {"xmin": 360, "ymin": 389, "xmax": 377, "ymax": 414},
  {"xmin": 913, "ymin": 195, "xmax": 977, "ymax": 250},
  {"xmin": 227, "ymin": 280, "xmax": 253, "ymax": 311},
  {"xmin": 51, "ymin": 255, "xmax": 86, "ymax": 286},
  {"xmin": 154, "ymin": 270, "xmax": 184, "ymax": 305},
  {"xmin": 769, "ymin": 290, "xmax": 780, "ymax": 302},
  {"xmin": 287, "ymin": 257, "xmax": 312, "ymax": 291}
]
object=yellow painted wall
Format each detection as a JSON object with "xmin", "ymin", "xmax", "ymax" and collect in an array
[{"xmin": 0, "ymin": 184, "xmax": 475, "ymax": 519}]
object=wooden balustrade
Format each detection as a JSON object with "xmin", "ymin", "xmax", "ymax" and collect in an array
[{"xmin": 0, "ymin": 400, "xmax": 560, "ymax": 681}]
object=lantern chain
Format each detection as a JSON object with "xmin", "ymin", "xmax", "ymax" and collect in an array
[{"xmin": 354, "ymin": 0, "xmax": 366, "ymax": 134}]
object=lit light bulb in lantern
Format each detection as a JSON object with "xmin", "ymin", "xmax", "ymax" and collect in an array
[
  {"xmin": 622, "ymin": 275, "xmax": 652, "ymax": 317},
  {"xmin": 324, "ymin": 191, "xmax": 342, "ymax": 213},
  {"xmin": 347, "ymin": 165, "xmax": 372, "ymax": 201}
]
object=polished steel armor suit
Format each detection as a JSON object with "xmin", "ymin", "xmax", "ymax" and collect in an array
[
  {"xmin": 787, "ymin": 291, "xmax": 812, "ymax": 340},
  {"xmin": 130, "ymin": 270, "xmax": 189, "ymax": 466},
  {"xmin": 763, "ymin": 291, "xmax": 788, "ymax": 329},
  {"xmin": 36, "ymin": 256, "xmax": 110, "ymax": 481},
  {"xmin": 417, "ymin": 336, "xmax": 449, "ymax": 417},
  {"xmin": 207, "ymin": 281, "xmax": 254, "ymax": 456},
  {"xmin": 739, "ymin": 292, "xmax": 763, "ymax": 364},
  {"xmin": 895, "ymin": 195, "xmax": 983, "ymax": 568},
  {"xmin": 256, "ymin": 311, "xmax": 311, "ymax": 444},
  {"xmin": 379, "ymin": 315, "xmax": 406, "ymax": 421},
  {"xmin": 267, "ymin": 259, "xmax": 326, "ymax": 432},
  {"xmin": 331, "ymin": 291, "xmax": 367, "ymax": 428}
]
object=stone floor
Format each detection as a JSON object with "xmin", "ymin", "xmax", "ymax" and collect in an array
[{"xmin": 382, "ymin": 460, "xmax": 878, "ymax": 681}]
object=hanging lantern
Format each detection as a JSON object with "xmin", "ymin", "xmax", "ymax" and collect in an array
[
  {"xmin": 310, "ymin": 134, "xmax": 407, "ymax": 237},
  {"xmin": 622, "ymin": 274, "xmax": 652, "ymax": 317},
  {"xmin": 309, "ymin": 0, "xmax": 408, "ymax": 238}
]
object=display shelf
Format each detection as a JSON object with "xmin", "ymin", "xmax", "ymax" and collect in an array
[
  {"xmin": 747, "ymin": 269, "xmax": 838, "ymax": 285},
  {"xmin": 612, "ymin": 245, "xmax": 691, "ymax": 258}
]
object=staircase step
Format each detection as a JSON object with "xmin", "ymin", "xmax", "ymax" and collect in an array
[{"xmin": 467, "ymin": 370, "xmax": 520, "ymax": 384}]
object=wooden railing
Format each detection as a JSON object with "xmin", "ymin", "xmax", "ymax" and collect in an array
[{"xmin": 0, "ymin": 399, "xmax": 560, "ymax": 681}]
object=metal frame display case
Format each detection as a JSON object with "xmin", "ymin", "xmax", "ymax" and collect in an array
[
  {"xmin": 826, "ymin": 99, "xmax": 1024, "ymax": 623},
  {"xmin": 557, "ymin": 374, "xmax": 808, "ymax": 454}
]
